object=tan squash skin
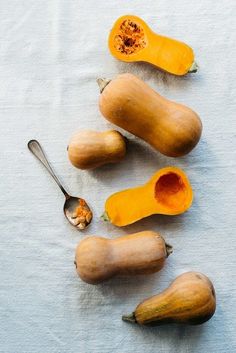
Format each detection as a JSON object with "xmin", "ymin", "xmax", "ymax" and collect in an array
[
  {"xmin": 74, "ymin": 231, "xmax": 173, "ymax": 284},
  {"xmin": 68, "ymin": 130, "xmax": 126, "ymax": 169},
  {"xmin": 98, "ymin": 73, "xmax": 202, "ymax": 157},
  {"xmin": 122, "ymin": 272, "xmax": 216, "ymax": 326}
]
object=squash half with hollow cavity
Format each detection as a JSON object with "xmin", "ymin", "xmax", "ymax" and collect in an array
[
  {"xmin": 108, "ymin": 15, "xmax": 197, "ymax": 76},
  {"xmin": 102, "ymin": 167, "xmax": 193, "ymax": 226}
]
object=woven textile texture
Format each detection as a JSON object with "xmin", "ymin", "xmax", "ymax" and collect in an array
[{"xmin": 0, "ymin": 1, "xmax": 236, "ymax": 352}]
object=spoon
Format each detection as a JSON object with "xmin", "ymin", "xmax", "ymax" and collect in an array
[{"xmin": 28, "ymin": 140, "xmax": 92, "ymax": 230}]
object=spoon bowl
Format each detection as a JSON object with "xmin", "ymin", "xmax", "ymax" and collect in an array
[
  {"xmin": 28, "ymin": 140, "xmax": 92, "ymax": 230},
  {"xmin": 64, "ymin": 196, "xmax": 92, "ymax": 229}
]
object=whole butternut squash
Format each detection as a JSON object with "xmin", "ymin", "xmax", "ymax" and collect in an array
[
  {"xmin": 108, "ymin": 15, "xmax": 197, "ymax": 76},
  {"xmin": 98, "ymin": 73, "xmax": 202, "ymax": 157},
  {"xmin": 68, "ymin": 130, "xmax": 126, "ymax": 169},
  {"xmin": 74, "ymin": 231, "xmax": 172, "ymax": 284},
  {"xmin": 102, "ymin": 166, "xmax": 193, "ymax": 227},
  {"xmin": 123, "ymin": 272, "xmax": 216, "ymax": 326}
]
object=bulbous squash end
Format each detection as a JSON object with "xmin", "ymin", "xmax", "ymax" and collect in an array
[{"xmin": 108, "ymin": 15, "xmax": 149, "ymax": 63}]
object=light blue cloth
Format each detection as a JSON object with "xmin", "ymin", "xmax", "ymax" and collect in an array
[{"xmin": 0, "ymin": 1, "xmax": 236, "ymax": 352}]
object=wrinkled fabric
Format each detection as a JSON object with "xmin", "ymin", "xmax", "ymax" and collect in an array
[{"xmin": 0, "ymin": 1, "xmax": 236, "ymax": 352}]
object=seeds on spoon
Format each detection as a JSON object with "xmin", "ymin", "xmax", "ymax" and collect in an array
[
  {"xmin": 77, "ymin": 216, "xmax": 86, "ymax": 223},
  {"xmin": 71, "ymin": 199, "xmax": 93, "ymax": 229},
  {"xmin": 78, "ymin": 222, "xmax": 86, "ymax": 230},
  {"xmin": 86, "ymin": 212, "xmax": 92, "ymax": 224},
  {"xmin": 73, "ymin": 218, "xmax": 80, "ymax": 226},
  {"xmin": 71, "ymin": 211, "xmax": 79, "ymax": 219}
]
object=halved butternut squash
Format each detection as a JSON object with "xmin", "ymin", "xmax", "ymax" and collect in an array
[
  {"xmin": 102, "ymin": 167, "xmax": 193, "ymax": 226},
  {"xmin": 108, "ymin": 15, "xmax": 197, "ymax": 76}
]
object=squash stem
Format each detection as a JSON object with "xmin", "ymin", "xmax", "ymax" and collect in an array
[
  {"xmin": 165, "ymin": 243, "xmax": 173, "ymax": 257},
  {"xmin": 122, "ymin": 313, "xmax": 136, "ymax": 323},
  {"xmin": 101, "ymin": 211, "xmax": 110, "ymax": 222},
  {"xmin": 97, "ymin": 78, "xmax": 111, "ymax": 93},
  {"xmin": 188, "ymin": 61, "xmax": 198, "ymax": 73}
]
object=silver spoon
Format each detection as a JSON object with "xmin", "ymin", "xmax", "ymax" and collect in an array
[{"xmin": 28, "ymin": 140, "xmax": 92, "ymax": 230}]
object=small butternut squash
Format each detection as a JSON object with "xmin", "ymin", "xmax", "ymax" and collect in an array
[
  {"xmin": 102, "ymin": 166, "xmax": 193, "ymax": 227},
  {"xmin": 74, "ymin": 231, "xmax": 172, "ymax": 284},
  {"xmin": 108, "ymin": 15, "xmax": 197, "ymax": 76},
  {"xmin": 68, "ymin": 130, "xmax": 126, "ymax": 169},
  {"xmin": 98, "ymin": 73, "xmax": 202, "ymax": 157},
  {"xmin": 122, "ymin": 272, "xmax": 216, "ymax": 325}
]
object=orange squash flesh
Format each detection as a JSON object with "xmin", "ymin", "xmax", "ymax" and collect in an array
[
  {"xmin": 103, "ymin": 167, "xmax": 193, "ymax": 226},
  {"xmin": 108, "ymin": 15, "xmax": 196, "ymax": 76}
]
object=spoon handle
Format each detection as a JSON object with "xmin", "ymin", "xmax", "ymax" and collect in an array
[{"xmin": 28, "ymin": 140, "xmax": 69, "ymax": 198}]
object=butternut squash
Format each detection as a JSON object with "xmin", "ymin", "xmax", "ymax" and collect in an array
[
  {"xmin": 102, "ymin": 166, "xmax": 193, "ymax": 227},
  {"xmin": 74, "ymin": 231, "xmax": 172, "ymax": 284},
  {"xmin": 98, "ymin": 73, "xmax": 202, "ymax": 157},
  {"xmin": 122, "ymin": 272, "xmax": 216, "ymax": 325},
  {"xmin": 108, "ymin": 15, "xmax": 197, "ymax": 76},
  {"xmin": 68, "ymin": 130, "xmax": 126, "ymax": 169}
]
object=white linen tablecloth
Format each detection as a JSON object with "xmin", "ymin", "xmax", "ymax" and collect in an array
[{"xmin": 0, "ymin": 1, "xmax": 236, "ymax": 352}]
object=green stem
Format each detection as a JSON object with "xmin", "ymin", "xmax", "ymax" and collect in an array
[
  {"xmin": 101, "ymin": 211, "xmax": 110, "ymax": 222},
  {"xmin": 97, "ymin": 78, "xmax": 111, "ymax": 93},
  {"xmin": 165, "ymin": 243, "xmax": 173, "ymax": 257},
  {"xmin": 122, "ymin": 313, "xmax": 136, "ymax": 323},
  {"xmin": 188, "ymin": 61, "xmax": 198, "ymax": 73}
]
